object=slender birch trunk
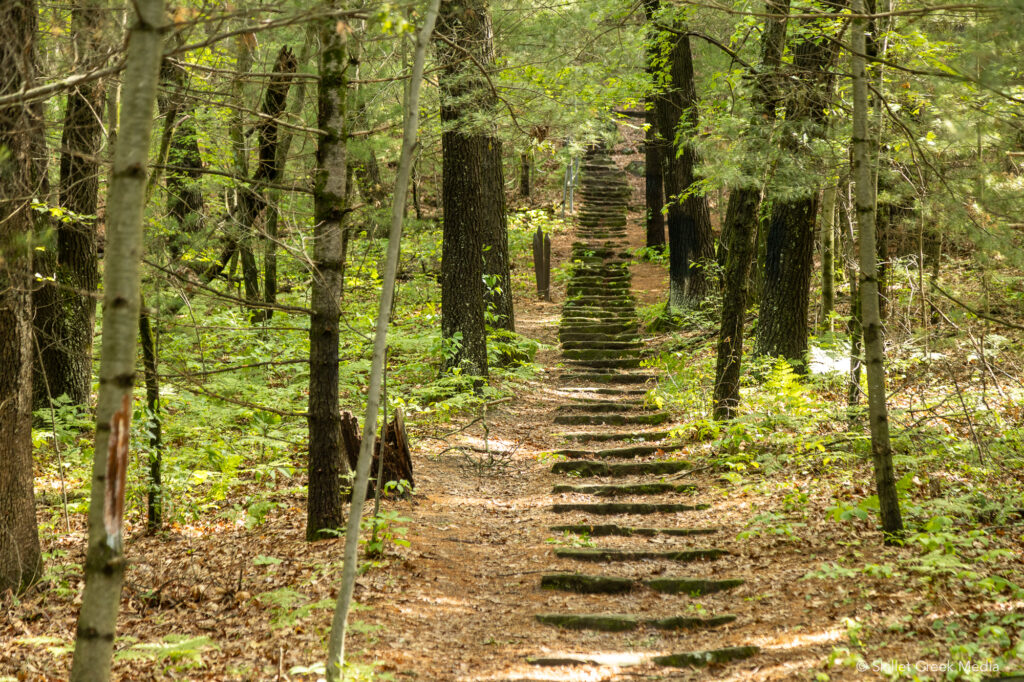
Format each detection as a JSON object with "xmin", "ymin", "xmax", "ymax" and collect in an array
[
  {"xmin": 851, "ymin": 0, "xmax": 904, "ymax": 543},
  {"xmin": 70, "ymin": 0, "xmax": 164, "ymax": 678},
  {"xmin": 325, "ymin": 1, "xmax": 440, "ymax": 677}
]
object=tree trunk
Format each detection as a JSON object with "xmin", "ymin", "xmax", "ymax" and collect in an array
[
  {"xmin": 711, "ymin": 0, "xmax": 788, "ymax": 419},
  {"xmin": 519, "ymin": 151, "xmax": 531, "ymax": 199},
  {"xmin": 250, "ymin": 45, "xmax": 299, "ymax": 322},
  {"xmin": 307, "ymin": 15, "xmax": 352, "ymax": 542},
  {"xmin": 755, "ymin": 3, "xmax": 843, "ymax": 362},
  {"xmin": 648, "ymin": 9, "xmax": 714, "ymax": 311},
  {"xmin": 644, "ymin": 109, "xmax": 666, "ymax": 249},
  {"xmin": 324, "ymin": 2, "xmax": 438, "ymax": 675},
  {"xmin": 0, "ymin": 0, "xmax": 44, "ymax": 595},
  {"xmin": 820, "ymin": 179, "xmax": 837, "ymax": 330},
  {"xmin": 33, "ymin": 0, "xmax": 105, "ymax": 409},
  {"xmin": 841, "ymin": 182, "xmax": 863, "ymax": 405},
  {"xmin": 712, "ymin": 187, "xmax": 759, "ymax": 419},
  {"xmin": 159, "ymin": 58, "xmax": 205, "ymax": 258},
  {"xmin": 436, "ymin": 0, "xmax": 508, "ymax": 373},
  {"xmin": 265, "ymin": 38, "xmax": 311, "ymax": 317},
  {"xmin": 139, "ymin": 301, "xmax": 162, "ymax": 531},
  {"xmin": 851, "ymin": 0, "xmax": 903, "ymax": 542},
  {"xmin": 70, "ymin": 0, "xmax": 163, "ymax": 677}
]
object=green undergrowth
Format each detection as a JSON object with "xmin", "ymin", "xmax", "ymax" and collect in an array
[
  {"xmin": 643, "ymin": 296, "xmax": 1024, "ymax": 679},
  {"xmin": 31, "ymin": 212, "xmax": 554, "ymax": 534}
]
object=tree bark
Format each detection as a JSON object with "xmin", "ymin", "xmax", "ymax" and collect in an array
[
  {"xmin": 159, "ymin": 58, "xmax": 205, "ymax": 258},
  {"xmin": 755, "ymin": 2, "xmax": 844, "ymax": 362},
  {"xmin": 519, "ymin": 151, "xmax": 531, "ymax": 199},
  {"xmin": 644, "ymin": 109, "xmax": 666, "ymax": 249},
  {"xmin": 820, "ymin": 179, "xmax": 837, "ymax": 330},
  {"xmin": 648, "ymin": 8, "xmax": 715, "ymax": 310},
  {"xmin": 0, "ymin": 0, "xmax": 44, "ymax": 595},
  {"xmin": 70, "ymin": 0, "xmax": 163, "ymax": 677},
  {"xmin": 711, "ymin": 0, "xmax": 788, "ymax": 419},
  {"xmin": 307, "ymin": 15, "xmax": 352, "ymax": 542},
  {"xmin": 851, "ymin": 0, "xmax": 903, "ymax": 542},
  {"xmin": 138, "ymin": 301, "xmax": 162, "ymax": 531},
  {"xmin": 436, "ymin": 0, "xmax": 509, "ymax": 373},
  {"xmin": 33, "ymin": 0, "xmax": 106, "ymax": 409},
  {"xmin": 324, "ymin": 2, "xmax": 439, "ymax": 675},
  {"xmin": 440, "ymin": 0, "xmax": 512, "ymax": 333}
]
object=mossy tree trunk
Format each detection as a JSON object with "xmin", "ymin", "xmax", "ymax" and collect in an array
[
  {"xmin": 0, "ymin": 0, "xmax": 44, "ymax": 596},
  {"xmin": 436, "ymin": 0, "xmax": 510, "ymax": 374},
  {"xmin": 306, "ymin": 13, "xmax": 352, "ymax": 542},
  {"xmin": 755, "ymin": 2, "xmax": 844, "ymax": 363},
  {"xmin": 647, "ymin": 8, "xmax": 714, "ymax": 311},
  {"xmin": 32, "ymin": 0, "xmax": 106, "ymax": 409},
  {"xmin": 711, "ymin": 0, "xmax": 788, "ymax": 419}
]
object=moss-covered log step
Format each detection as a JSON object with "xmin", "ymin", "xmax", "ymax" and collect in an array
[
  {"xmin": 566, "ymin": 358, "xmax": 643, "ymax": 370},
  {"xmin": 558, "ymin": 333, "xmax": 640, "ymax": 344},
  {"xmin": 540, "ymin": 573, "xmax": 633, "ymax": 594},
  {"xmin": 552, "ymin": 460, "xmax": 688, "ymax": 477},
  {"xmin": 550, "ymin": 523, "xmax": 718, "ymax": 537},
  {"xmin": 554, "ymin": 401, "xmax": 645, "ymax": 413},
  {"xmin": 561, "ymin": 428, "xmax": 671, "ymax": 443},
  {"xmin": 559, "ymin": 323, "xmax": 637, "ymax": 335},
  {"xmin": 653, "ymin": 646, "xmax": 760, "ymax": 668},
  {"xmin": 569, "ymin": 276, "xmax": 631, "ymax": 285},
  {"xmin": 560, "ymin": 317, "xmax": 636, "ymax": 327},
  {"xmin": 551, "ymin": 502, "xmax": 709, "ymax": 515},
  {"xmin": 553, "ymin": 412, "xmax": 668, "ymax": 426},
  {"xmin": 560, "ymin": 340, "xmax": 642, "ymax": 351},
  {"xmin": 552, "ymin": 443, "xmax": 686, "ymax": 459},
  {"xmin": 561, "ymin": 348, "xmax": 642, "ymax": 360},
  {"xmin": 561, "ymin": 372, "xmax": 654, "ymax": 385},
  {"xmin": 552, "ymin": 482, "xmax": 695, "ymax": 496},
  {"xmin": 535, "ymin": 613, "xmax": 737, "ymax": 632},
  {"xmin": 553, "ymin": 547, "xmax": 726, "ymax": 562},
  {"xmin": 540, "ymin": 573, "xmax": 743, "ymax": 595}
]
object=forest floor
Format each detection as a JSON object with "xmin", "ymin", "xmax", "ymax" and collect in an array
[{"xmin": 5, "ymin": 163, "xmax": 1024, "ymax": 681}]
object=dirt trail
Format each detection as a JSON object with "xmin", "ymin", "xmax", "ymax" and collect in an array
[{"xmin": 352, "ymin": 149, "xmax": 836, "ymax": 681}]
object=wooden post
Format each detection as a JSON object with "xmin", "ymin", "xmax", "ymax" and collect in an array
[{"xmin": 532, "ymin": 226, "xmax": 551, "ymax": 301}]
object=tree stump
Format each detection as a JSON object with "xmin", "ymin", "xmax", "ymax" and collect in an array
[{"xmin": 340, "ymin": 408, "xmax": 414, "ymax": 498}]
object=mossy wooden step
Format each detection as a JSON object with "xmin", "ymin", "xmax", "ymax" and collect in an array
[
  {"xmin": 552, "ymin": 482, "xmax": 695, "ymax": 496},
  {"xmin": 559, "ymin": 323, "xmax": 637, "ymax": 335},
  {"xmin": 560, "ymin": 341, "xmax": 642, "ymax": 352},
  {"xmin": 535, "ymin": 613, "xmax": 737, "ymax": 632},
  {"xmin": 561, "ymin": 372, "xmax": 654, "ymax": 385},
  {"xmin": 541, "ymin": 573, "xmax": 742, "ymax": 595},
  {"xmin": 566, "ymin": 358, "xmax": 643, "ymax": 370},
  {"xmin": 553, "ymin": 443, "xmax": 686, "ymax": 459},
  {"xmin": 561, "ymin": 428, "xmax": 671, "ymax": 444},
  {"xmin": 654, "ymin": 646, "xmax": 760, "ymax": 668},
  {"xmin": 554, "ymin": 402, "xmax": 645, "ymax": 414},
  {"xmin": 551, "ymin": 502, "xmax": 709, "ymax": 515},
  {"xmin": 554, "ymin": 547, "xmax": 726, "ymax": 563},
  {"xmin": 558, "ymin": 333, "xmax": 640, "ymax": 343},
  {"xmin": 552, "ymin": 460, "xmax": 687, "ymax": 476},
  {"xmin": 553, "ymin": 412, "xmax": 668, "ymax": 426},
  {"xmin": 550, "ymin": 524, "xmax": 719, "ymax": 537},
  {"xmin": 540, "ymin": 573, "xmax": 633, "ymax": 594},
  {"xmin": 647, "ymin": 577, "xmax": 744, "ymax": 595}
]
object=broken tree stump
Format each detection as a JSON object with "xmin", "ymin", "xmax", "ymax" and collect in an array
[{"xmin": 340, "ymin": 407, "xmax": 414, "ymax": 498}]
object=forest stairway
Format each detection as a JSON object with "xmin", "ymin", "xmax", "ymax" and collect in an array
[{"xmin": 527, "ymin": 147, "xmax": 760, "ymax": 673}]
